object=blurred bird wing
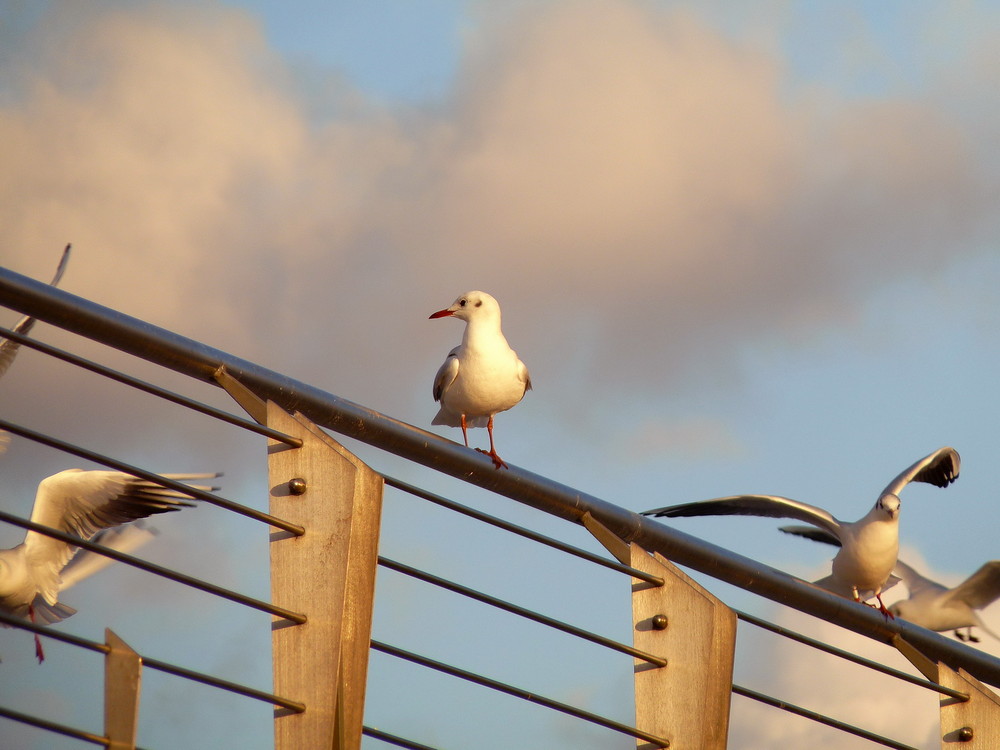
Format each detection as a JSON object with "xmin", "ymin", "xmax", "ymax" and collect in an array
[
  {"xmin": 946, "ymin": 561, "xmax": 1000, "ymax": 610},
  {"xmin": 59, "ymin": 523, "xmax": 157, "ymax": 591},
  {"xmin": 644, "ymin": 495, "xmax": 842, "ymax": 540},
  {"xmin": 892, "ymin": 558, "xmax": 940, "ymax": 597},
  {"xmin": 0, "ymin": 244, "xmax": 71, "ymax": 378},
  {"xmin": 881, "ymin": 447, "xmax": 960, "ymax": 497}
]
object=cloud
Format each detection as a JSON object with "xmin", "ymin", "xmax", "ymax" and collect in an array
[
  {"xmin": 3, "ymin": 1, "xmax": 996, "ymax": 425},
  {"xmin": 619, "ymin": 415, "xmax": 747, "ymax": 463}
]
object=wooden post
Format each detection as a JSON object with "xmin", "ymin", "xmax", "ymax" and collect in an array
[
  {"xmin": 630, "ymin": 546, "xmax": 737, "ymax": 750},
  {"xmin": 938, "ymin": 666, "xmax": 1000, "ymax": 747},
  {"xmin": 893, "ymin": 635, "xmax": 1000, "ymax": 748},
  {"xmin": 581, "ymin": 514, "xmax": 736, "ymax": 749},
  {"xmin": 267, "ymin": 403, "xmax": 384, "ymax": 750},
  {"xmin": 104, "ymin": 628, "xmax": 142, "ymax": 750}
]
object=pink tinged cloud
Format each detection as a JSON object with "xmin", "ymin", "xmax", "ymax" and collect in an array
[{"xmin": 0, "ymin": 0, "xmax": 993, "ymax": 407}]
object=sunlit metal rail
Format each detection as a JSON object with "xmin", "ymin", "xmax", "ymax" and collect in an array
[
  {"xmin": 2, "ymin": 264, "xmax": 1000, "ymax": 749},
  {"xmin": 2, "ymin": 266, "xmax": 996, "ymax": 684}
]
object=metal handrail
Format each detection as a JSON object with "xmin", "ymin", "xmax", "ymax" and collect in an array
[
  {"xmin": 370, "ymin": 639, "xmax": 670, "ymax": 747},
  {"xmin": 383, "ymin": 474, "xmax": 663, "ymax": 584},
  {"xmin": 377, "ymin": 555, "xmax": 666, "ymax": 666},
  {"xmin": 0, "ymin": 611, "xmax": 304, "ymax": 712},
  {"xmin": 0, "ymin": 509, "xmax": 305, "ymax": 623},
  {"xmin": 3, "ymin": 265, "xmax": 999, "ymax": 689},
  {"xmin": 732, "ymin": 684, "xmax": 919, "ymax": 750},
  {"xmin": 0, "ymin": 323, "xmax": 302, "ymax": 447},
  {"xmin": 0, "ymin": 418, "xmax": 304, "ymax": 536}
]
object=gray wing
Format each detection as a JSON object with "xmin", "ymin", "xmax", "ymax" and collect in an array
[
  {"xmin": 779, "ymin": 525, "xmax": 841, "ymax": 547},
  {"xmin": 0, "ymin": 244, "xmax": 71, "ymax": 378},
  {"xmin": 643, "ymin": 495, "xmax": 843, "ymax": 540},
  {"xmin": 892, "ymin": 558, "xmax": 939, "ymax": 597},
  {"xmin": 432, "ymin": 347, "xmax": 460, "ymax": 402},
  {"xmin": 881, "ymin": 446, "xmax": 960, "ymax": 497},
  {"xmin": 59, "ymin": 523, "xmax": 157, "ymax": 591},
  {"xmin": 945, "ymin": 561, "xmax": 1000, "ymax": 610}
]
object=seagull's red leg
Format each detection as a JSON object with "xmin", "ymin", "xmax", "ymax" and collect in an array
[
  {"xmin": 874, "ymin": 592, "xmax": 894, "ymax": 619},
  {"xmin": 28, "ymin": 603, "xmax": 45, "ymax": 663},
  {"xmin": 475, "ymin": 415, "xmax": 508, "ymax": 470},
  {"xmin": 460, "ymin": 415, "xmax": 470, "ymax": 447}
]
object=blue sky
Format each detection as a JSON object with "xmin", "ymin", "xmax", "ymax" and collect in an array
[{"xmin": 1, "ymin": 1, "xmax": 999, "ymax": 748}]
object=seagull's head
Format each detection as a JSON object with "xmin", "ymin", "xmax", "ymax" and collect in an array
[
  {"xmin": 876, "ymin": 492, "xmax": 901, "ymax": 521},
  {"xmin": 429, "ymin": 291, "xmax": 500, "ymax": 323}
]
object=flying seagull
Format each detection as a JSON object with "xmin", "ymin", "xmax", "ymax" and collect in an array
[
  {"xmin": 891, "ymin": 560, "xmax": 1000, "ymax": 642},
  {"xmin": 643, "ymin": 447, "xmax": 960, "ymax": 617},
  {"xmin": 0, "ymin": 469, "xmax": 217, "ymax": 661},
  {"xmin": 0, "ymin": 244, "xmax": 71, "ymax": 379},
  {"xmin": 429, "ymin": 291, "xmax": 531, "ymax": 469}
]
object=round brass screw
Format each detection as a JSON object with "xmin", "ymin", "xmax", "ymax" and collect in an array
[
  {"xmin": 288, "ymin": 477, "xmax": 308, "ymax": 495},
  {"xmin": 958, "ymin": 726, "xmax": 974, "ymax": 742},
  {"xmin": 651, "ymin": 614, "xmax": 669, "ymax": 630}
]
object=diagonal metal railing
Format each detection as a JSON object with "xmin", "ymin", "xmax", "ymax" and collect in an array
[
  {"xmin": 2, "ymin": 265, "xmax": 998, "ymax": 690},
  {"xmin": 3, "ymin": 262, "xmax": 1000, "ymax": 750}
]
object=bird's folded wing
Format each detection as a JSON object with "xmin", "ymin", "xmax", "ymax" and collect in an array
[
  {"xmin": 517, "ymin": 357, "xmax": 532, "ymax": 392},
  {"xmin": 643, "ymin": 495, "xmax": 842, "ymax": 539},
  {"xmin": 947, "ymin": 561, "xmax": 1000, "ymax": 609},
  {"xmin": 881, "ymin": 446, "xmax": 960, "ymax": 497},
  {"xmin": 432, "ymin": 350, "xmax": 460, "ymax": 402}
]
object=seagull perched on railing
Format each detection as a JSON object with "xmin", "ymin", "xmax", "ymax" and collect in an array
[
  {"xmin": 643, "ymin": 447, "xmax": 960, "ymax": 617},
  {"xmin": 0, "ymin": 469, "xmax": 217, "ymax": 661},
  {"xmin": 429, "ymin": 291, "xmax": 531, "ymax": 470}
]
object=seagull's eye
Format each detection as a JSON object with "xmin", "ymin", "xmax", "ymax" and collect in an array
[{"xmin": 459, "ymin": 299, "xmax": 467, "ymax": 307}]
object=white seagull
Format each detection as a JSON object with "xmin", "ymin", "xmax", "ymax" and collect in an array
[
  {"xmin": 429, "ymin": 291, "xmax": 531, "ymax": 469},
  {"xmin": 778, "ymin": 531, "xmax": 1000, "ymax": 643},
  {"xmin": 0, "ymin": 469, "xmax": 216, "ymax": 661},
  {"xmin": 643, "ymin": 447, "xmax": 960, "ymax": 617},
  {"xmin": 0, "ymin": 244, "xmax": 71, "ymax": 379},
  {"xmin": 891, "ymin": 560, "xmax": 1000, "ymax": 642}
]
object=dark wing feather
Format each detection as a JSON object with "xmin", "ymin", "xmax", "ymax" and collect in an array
[{"xmin": 643, "ymin": 495, "xmax": 842, "ymax": 540}]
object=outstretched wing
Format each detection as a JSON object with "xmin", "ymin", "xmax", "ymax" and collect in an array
[
  {"xmin": 892, "ymin": 558, "xmax": 940, "ymax": 597},
  {"xmin": 0, "ymin": 244, "xmax": 71, "ymax": 378},
  {"xmin": 881, "ymin": 447, "xmax": 960, "ymax": 497},
  {"xmin": 780, "ymin": 525, "xmax": 842, "ymax": 547},
  {"xmin": 643, "ymin": 495, "xmax": 842, "ymax": 540},
  {"xmin": 24, "ymin": 469, "xmax": 214, "ymax": 604},
  {"xmin": 945, "ymin": 561, "xmax": 1000, "ymax": 610}
]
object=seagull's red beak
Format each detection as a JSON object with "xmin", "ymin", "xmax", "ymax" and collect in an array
[{"xmin": 429, "ymin": 308, "xmax": 454, "ymax": 319}]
